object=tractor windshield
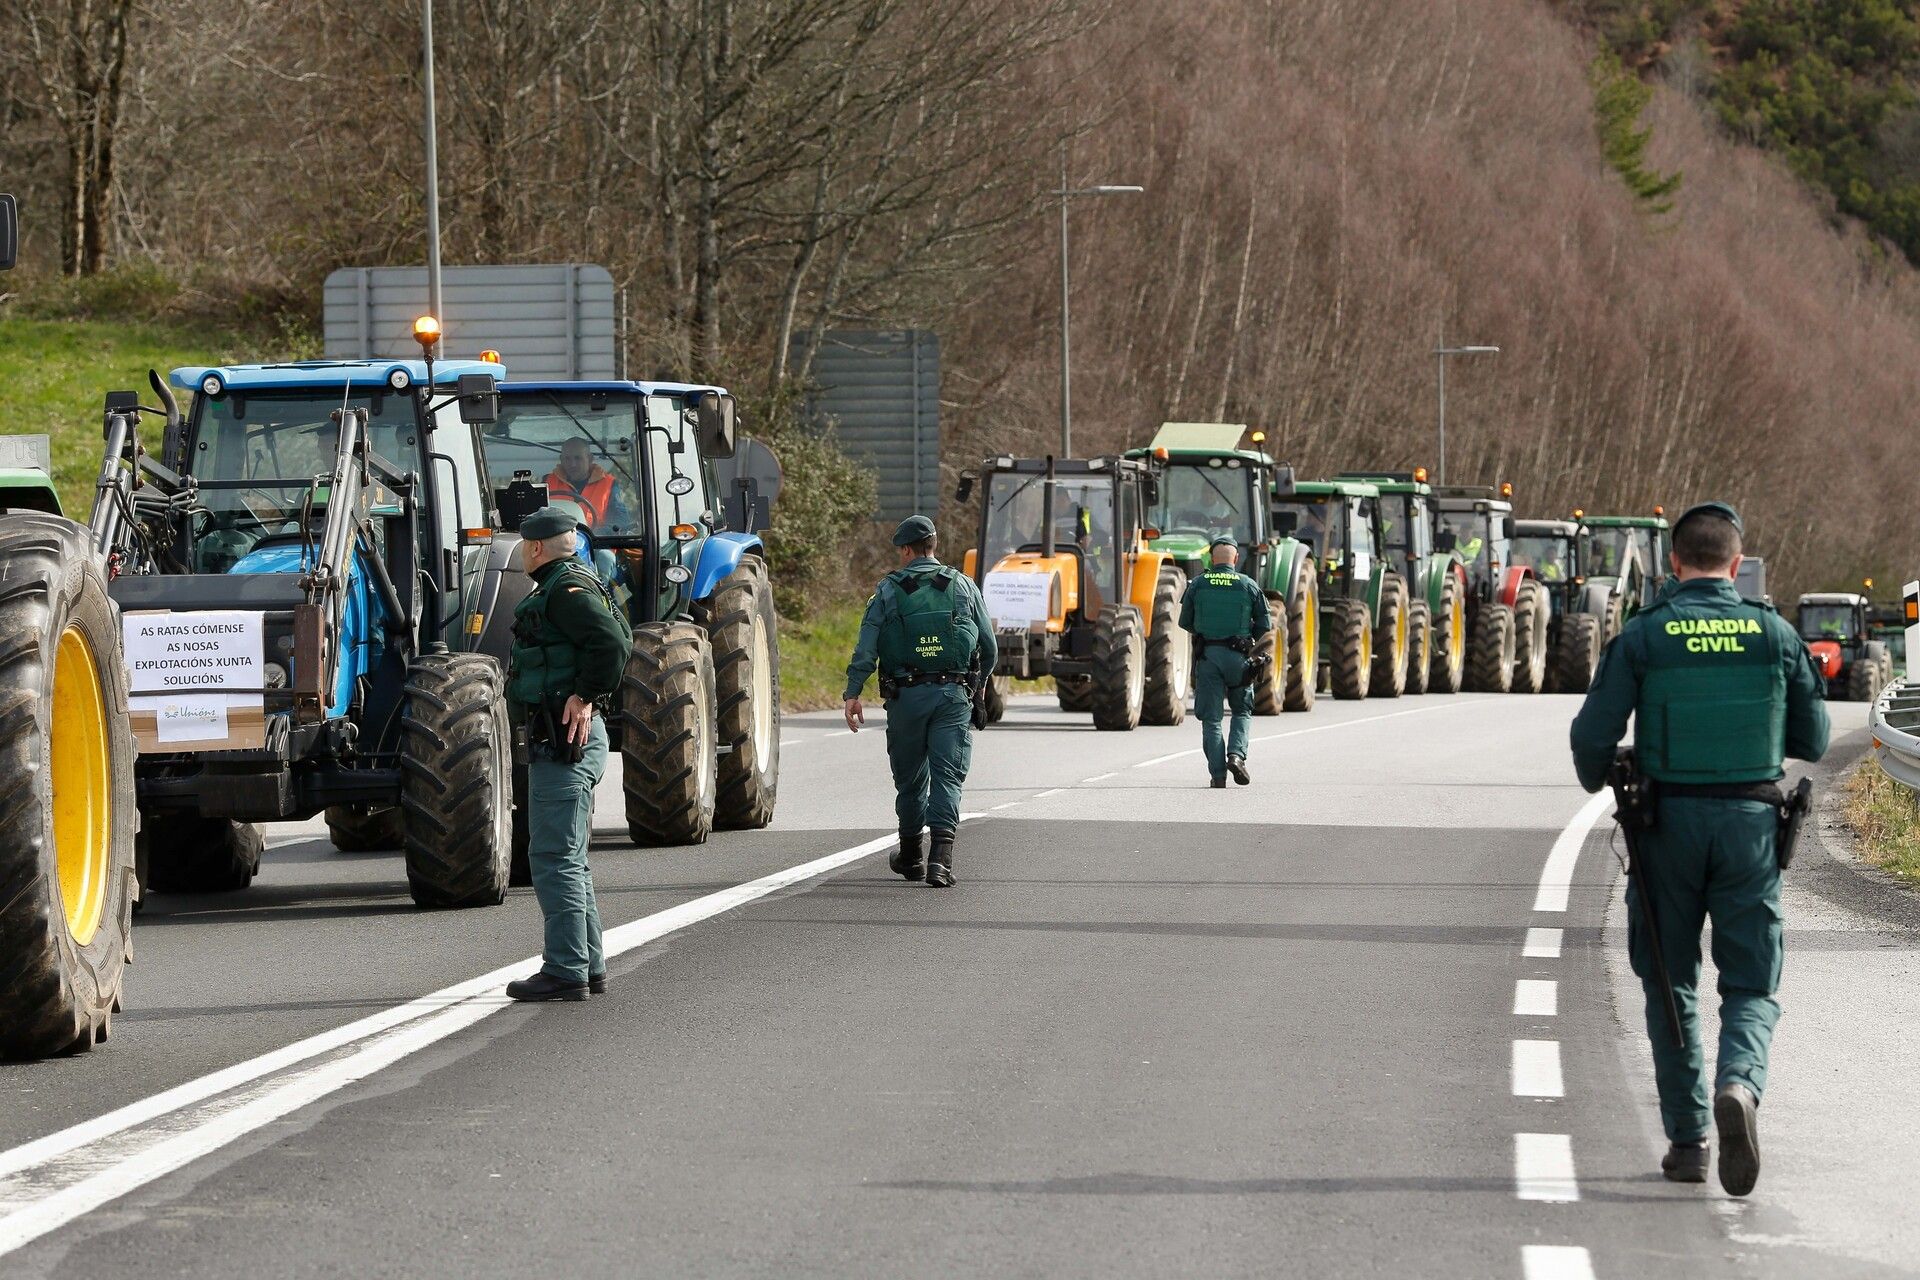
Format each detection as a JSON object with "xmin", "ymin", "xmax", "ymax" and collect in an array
[
  {"xmin": 979, "ymin": 471, "xmax": 1120, "ymax": 606},
  {"xmin": 1586, "ymin": 527, "xmax": 1648, "ymax": 580},
  {"xmin": 1511, "ymin": 534, "xmax": 1573, "ymax": 584},
  {"xmin": 1271, "ymin": 494, "xmax": 1339, "ymax": 562},
  {"xmin": 188, "ymin": 390, "xmax": 418, "ymax": 573},
  {"xmin": 1798, "ymin": 604, "xmax": 1859, "ymax": 642},
  {"xmin": 1152, "ymin": 462, "xmax": 1255, "ymax": 545},
  {"xmin": 1378, "ymin": 494, "xmax": 1430, "ymax": 559},
  {"xmin": 485, "ymin": 394, "xmax": 645, "ymax": 538},
  {"xmin": 1433, "ymin": 508, "xmax": 1493, "ymax": 577}
]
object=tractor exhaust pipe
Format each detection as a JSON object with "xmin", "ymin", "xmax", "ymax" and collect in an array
[{"xmin": 1041, "ymin": 455, "xmax": 1056, "ymax": 561}]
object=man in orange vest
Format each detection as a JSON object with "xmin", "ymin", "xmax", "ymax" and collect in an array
[{"xmin": 545, "ymin": 438, "xmax": 632, "ymax": 532}]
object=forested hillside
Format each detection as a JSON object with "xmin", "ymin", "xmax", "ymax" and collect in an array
[{"xmin": 5, "ymin": 0, "xmax": 1920, "ymax": 601}]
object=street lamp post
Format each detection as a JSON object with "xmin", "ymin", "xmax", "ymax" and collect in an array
[
  {"xmin": 1434, "ymin": 340, "xmax": 1498, "ymax": 485},
  {"xmin": 1057, "ymin": 148, "xmax": 1142, "ymax": 457},
  {"xmin": 422, "ymin": 0, "xmax": 444, "ymax": 332}
]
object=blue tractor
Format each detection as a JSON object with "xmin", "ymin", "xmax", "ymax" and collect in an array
[
  {"xmin": 480, "ymin": 381, "xmax": 779, "ymax": 855},
  {"xmin": 90, "ymin": 354, "xmax": 518, "ymax": 907}
]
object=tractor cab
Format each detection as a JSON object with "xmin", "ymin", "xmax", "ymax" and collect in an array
[
  {"xmin": 1798, "ymin": 590, "xmax": 1890, "ymax": 701},
  {"xmin": 1336, "ymin": 469, "xmax": 1471, "ymax": 696},
  {"xmin": 1512, "ymin": 516, "xmax": 1619, "ymax": 692},
  {"xmin": 1272, "ymin": 476, "xmax": 1420, "ymax": 700},
  {"xmin": 1271, "ymin": 478, "xmax": 1382, "ymax": 593},
  {"xmin": 1128, "ymin": 422, "xmax": 1265, "ymax": 579},
  {"xmin": 1430, "ymin": 485, "xmax": 1551, "ymax": 693},
  {"xmin": 1431, "ymin": 486, "xmax": 1516, "ymax": 599},
  {"xmin": 1797, "ymin": 594, "xmax": 1866, "ymax": 645},
  {"xmin": 1579, "ymin": 511, "xmax": 1672, "ymax": 615}
]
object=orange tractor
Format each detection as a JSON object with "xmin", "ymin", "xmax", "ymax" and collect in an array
[{"xmin": 957, "ymin": 454, "xmax": 1186, "ymax": 730}]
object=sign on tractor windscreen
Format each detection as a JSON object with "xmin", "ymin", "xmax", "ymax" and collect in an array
[{"xmin": 122, "ymin": 611, "xmax": 266, "ymax": 752}]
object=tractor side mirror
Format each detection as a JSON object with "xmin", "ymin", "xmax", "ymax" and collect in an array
[
  {"xmin": 1142, "ymin": 477, "xmax": 1161, "ymax": 507},
  {"xmin": 695, "ymin": 391, "xmax": 737, "ymax": 458},
  {"xmin": 1502, "ymin": 515, "xmax": 1517, "ymax": 540},
  {"xmin": 456, "ymin": 373, "xmax": 498, "ymax": 425},
  {"xmin": 0, "ymin": 194, "xmax": 16, "ymax": 272},
  {"xmin": 1272, "ymin": 511, "xmax": 1298, "ymax": 536},
  {"xmin": 494, "ymin": 470, "xmax": 549, "ymax": 532},
  {"xmin": 955, "ymin": 472, "xmax": 976, "ymax": 504},
  {"xmin": 1436, "ymin": 529, "xmax": 1458, "ymax": 552}
]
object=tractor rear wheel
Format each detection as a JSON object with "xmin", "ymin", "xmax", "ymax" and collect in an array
[
  {"xmin": 1511, "ymin": 581, "xmax": 1550, "ymax": 694},
  {"xmin": 0, "ymin": 515, "xmax": 138, "ymax": 1060},
  {"xmin": 399, "ymin": 652, "xmax": 512, "ymax": 909},
  {"xmin": 1601, "ymin": 590, "xmax": 1626, "ymax": 645},
  {"xmin": 1370, "ymin": 574, "xmax": 1409, "ymax": 699},
  {"xmin": 1141, "ymin": 566, "xmax": 1190, "ymax": 726},
  {"xmin": 1329, "ymin": 598, "xmax": 1373, "ymax": 701},
  {"xmin": 1283, "ymin": 566, "xmax": 1319, "ymax": 712},
  {"xmin": 1056, "ymin": 676, "xmax": 1094, "ymax": 713},
  {"xmin": 1252, "ymin": 595, "xmax": 1289, "ymax": 716},
  {"xmin": 325, "ymin": 803, "xmax": 401, "ymax": 852},
  {"xmin": 1552, "ymin": 613, "xmax": 1602, "ymax": 693},
  {"xmin": 1468, "ymin": 603, "xmax": 1516, "ymax": 693},
  {"xmin": 622, "ymin": 622, "xmax": 718, "ymax": 845},
  {"xmin": 142, "ymin": 814, "xmax": 263, "ymax": 894},
  {"xmin": 694, "ymin": 555, "xmax": 780, "ymax": 831},
  {"xmin": 1406, "ymin": 601, "xmax": 1432, "ymax": 695},
  {"xmin": 1429, "ymin": 570, "xmax": 1467, "ymax": 694},
  {"xmin": 1089, "ymin": 604, "xmax": 1146, "ymax": 731},
  {"xmin": 1846, "ymin": 658, "xmax": 1879, "ymax": 702}
]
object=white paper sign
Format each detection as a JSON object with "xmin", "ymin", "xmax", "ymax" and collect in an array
[
  {"xmin": 123, "ymin": 610, "xmax": 265, "ymax": 741},
  {"xmin": 983, "ymin": 571, "xmax": 1054, "ymax": 630}
]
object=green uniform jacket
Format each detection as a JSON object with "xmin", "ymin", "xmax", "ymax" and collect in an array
[
  {"xmin": 843, "ymin": 556, "xmax": 997, "ymax": 699},
  {"xmin": 1178, "ymin": 566, "xmax": 1271, "ymax": 639},
  {"xmin": 1569, "ymin": 577, "xmax": 1828, "ymax": 793},
  {"xmin": 507, "ymin": 558, "xmax": 634, "ymax": 717}
]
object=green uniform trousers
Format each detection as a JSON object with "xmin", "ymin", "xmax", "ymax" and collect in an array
[
  {"xmin": 1628, "ymin": 796, "xmax": 1783, "ymax": 1143},
  {"xmin": 1194, "ymin": 645, "xmax": 1253, "ymax": 781},
  {"xmin": 886, "ymin": 682, "xmax": 974, "ymax": 838},
  {"xmin": 528, "ymin": 714, "xmax": 608, "ymax": 984}
]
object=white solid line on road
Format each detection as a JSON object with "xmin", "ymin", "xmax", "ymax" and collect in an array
[
  {"xmin": 1512, "ymin": 1040, "xmax": 1565, "ymax": 1097},
  {"xmin": 1522, "ymin": 1245, "xmax": 1596, "ymax": 1280},
  {"xmin": 1514, "ymin": 1133, "xmax": 1580, "ymax": 1202},
  {"xmin": 0, "ymin": 830, "xmax": 915, "ymax": 1258},
  {"xmin": 1513, "ymin": 980, "xmax": 1558, "ymax": 1017},
  {"xmin": 1523, "ymin": 927, "xmax": 1563, "ymax": 959},
  {"xmin": 1533, "ymin": 791, "xmax": 1613, "ymax": 912}
]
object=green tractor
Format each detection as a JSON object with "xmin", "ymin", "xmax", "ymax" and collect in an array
[
  {"xmin": 1131, "ymin": 422, "xmax": 1318, "ymax": 713},
  {"xmin": 1270, "ymin": 475, "xmax": 1414, "ymax": 700},
  {"xmin": 1431, "ymin": 484, "xmax": 1549, "ymax": 694},
  {"xmin": 1509, "ymin": 517, "xmax": 1621, "ymax": 692},
  {"xmin": 1337, "ymin": 470, "xmax": 1470, "ymax": 695},
  {"xmin": 1579, "ymin": 511, "xmax": 1672, "ymax": 620}
]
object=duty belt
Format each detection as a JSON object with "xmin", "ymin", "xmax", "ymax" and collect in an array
[
  {"xmin": 1656, "ymin": 781, "xmax": 1784, "ymax": 804},
  {"xmin": 1196, "ymin": 635, "xmax": 1254, "ymax": 656},
  {"xmin": 880, "ymin": 670, "xmax": 971, "ymax": 699}
]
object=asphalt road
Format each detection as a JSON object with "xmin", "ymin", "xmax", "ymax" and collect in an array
[{"xmin": 0, "ymin": 689, "xmax": 1908, "ymax": 1278}]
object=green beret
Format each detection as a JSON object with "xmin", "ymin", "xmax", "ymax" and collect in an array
[
  {"xmin": 1210, "ymin": 534, "xmax": 1239, "ymax": 550},
  {"xmin": 1673, "ymin": 501, "xmax": 1741, "ymax": 535},
  {"xmin": 893, "ymin": 514, "xmax": 936, "ymax": 546},
  {"xmin": 520, "ymin": 505, "xmax": 584, "ymax": 540}
]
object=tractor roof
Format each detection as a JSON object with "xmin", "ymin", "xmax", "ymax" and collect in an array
[
  {"xmin": 1799, "ymin": 592, "xmax": 1867, "ymax": 607},
  {"xmin": 1129, "ymin": 422, "xmax": 1268, "ymax": 466},
  {"xmin": 1432, "ymin": 484, "xmax": 1511, "ymax": 513},
  {"xmin": 1278, "ymin": 478, "xmax": 1379, "ymax": 499},
  {"xmin": 171, "ymin": 359, "xmax": 503, "ymax": 394},
  {"xmin": 1581, "ymin": 514, "xmax": 1670, "ymax": 529},
  {"xmin": 1337, "ymin": 470, "xmax": 1431, "ymax": 494},
  {"xmin": 978, "ymin": 454, "xmax": 1146, "ymax": 477},
  {"xmin": 499, "ymin": 379, "xmax": 729, "ymax": 399},
  {"xmin": 1515, "ymin": 519, "xmax": 1578, "ymax": 537}
]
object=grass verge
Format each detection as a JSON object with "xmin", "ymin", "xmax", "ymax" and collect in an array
[
  {"xmin": 777, "ymin": 594, "xmax": 1050, "ymax": 712},
  {"xmin": 1839, "ymin": 758, "xmax": 1920, "ymax": 884}
]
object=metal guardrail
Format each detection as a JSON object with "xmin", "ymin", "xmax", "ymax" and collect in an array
[{"xmin": 1870, "ymin": 676, "xmax": 1920, "ymax": 790}]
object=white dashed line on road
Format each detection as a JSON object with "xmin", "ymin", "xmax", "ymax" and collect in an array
[
  {"xmin": 1513, "ymin": 980, "xmax": 1558, "ymax": 1017},
  {"xmin": 1523, "ymin": 927, "xmax": 1563, "ymax": 959},
  {"xmin": 1512, "ymin": 1040, "xmax": 1565, "ymax": 1098},
  {"xmin": 1514, "ymin": 1133, "xmax": 1580, "ymax": 1202},
  {"xmin": 1083, "ymin": 772, "xmax": 1117, "ymax": 783},
  {"xmin": 1033, "ymin": 788, "xmax": 1064, "ymax": 799},
  {"xmin": 1522, "ymin": 1244, "xmax": 1596, "ymax": 1279}
]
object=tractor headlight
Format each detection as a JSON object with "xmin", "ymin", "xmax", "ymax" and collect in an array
[
  {"xmin": 263, "ymin": 661, "xmax": 290, "ymax": 689},
  {"xmin": 200, "ymin": 373, "xmax": 225, "ymax": 397},
  {"xmin": 664, "ymin": 564, "xmax": 692, "ymax": 584},
  {"xmin": 387, "ymin": 368, "xmax": 412, "ymax": 391}
]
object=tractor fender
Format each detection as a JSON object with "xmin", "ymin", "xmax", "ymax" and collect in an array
[
  {"xmin": 691, "ymin": 531, "xmax": 765, "ymax": 601},
  {"xmin": 1265, "ymin": 538, "xmax": 1308, "ymax": 599},
  {"xmin": 1127, "ymin": 548, "xmax": 1171, "ymax": 635},
  {"xmin": 1424, "ymin": 554, "xmax": 1464, "ymax": 615},
  {"xmin": 470, "ymin": 533, "xmax": 530, "ymax": 669},
  {"xmin": 1578, "ymin": 581, "xmax": 1614, "ymax": 619},
  {"xmin": 1498, "ymin": 566, "xmax": 1532, "ymax": 609}
]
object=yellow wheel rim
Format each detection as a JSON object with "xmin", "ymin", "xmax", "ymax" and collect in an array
[
  {"xmin": 1302, "ymin": 581, "xmax": 1318, "ymax": 667},
  {"xmin": 1450, "ymin": 599, "xmax": 1465, "ymax": 665},
  {"xmin": 52, "ymin": 624, "xmax": 111, "ymax": 946},
  {"xmin": 1395, "ymin": 603, "xmax": 1408, "ymax": 662}
]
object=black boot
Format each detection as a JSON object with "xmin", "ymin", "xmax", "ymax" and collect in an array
[
  {"xmin": 1715, "ymin": 1083, "xmax": 1762, "ymax": 1197},
  {"xmin": 889, "ymin": 831, "xmax": 925, "ymax": 881},
  {"xmin": 1227, "ymin": 755, "xmax": 1250, "ymax": 786},
  {"xmin": 925, "ymin": 830, "xmax": 956, "ymax": 887},
  {"xmin": 1661, "ymin": 1141, "xmax": 1708, "ymax": 1183},
  {"xmin": 506, "ymin": 971, "xmax": 589, "ymax": 1003}
]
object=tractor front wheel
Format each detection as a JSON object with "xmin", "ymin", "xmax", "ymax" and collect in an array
[
  {"xmin": 1090, "ymin": 605, "xmax": 1146, "ymax": 731},
  {"xmin": 1552, "ymin": 613, "xmax": 1602, "ymax": 693},
  {"xmin": 325, "ymin": 803, "xmax": 401, "ymax": 852},
  {"xmin": 1429, "ymin": 570, "xmax": 1467, "ymax": 694},
  {"xmin": 1283, "ymin": 567, "xmax": 1319, "ymax": 712},
  {"xmin": 142, "ymin": 814, "xmax": 263, "ymax": 894},
  {"xmin": 1370, "ymin": 574, "xmax": 1409, "ymax": 699},
  {"xmin": 0, "ymin": 515, "xmax": 138, "ymax": 1060},
  {"xmin": 1406, "ymin": 601, "xmax": 1432, "ymax": 695},
  {"xmin": 1141, "ymin": 566, "xmax": 1190, "ymax": 726},
  {"xmin": 1329, "ymin": 599, "xmax": 1373, "ymax": 701},
  {"xmin": 399, "ymin": 652, "xmax": 512, "ymax": 909},
  {"xmin": 695, "ymin": 555, "xmax": 780, "ymax": 830},
  {"xmin": 1056, "ymin": 676, "xmax": 1094, "ymax": 713},
  {"xmin": 984, "ymin": 675, "xmax": 1010, "ymax": 724},
  {"xmin": 1511, "ymin": 580, "xmax": 1550, "ymax": 694},
  {"xmin": 1468, "ymin": 604, "xmax": 1516, "ymax": 693},
  {"xmin": 622, "ymin": 622, "xmax": 718, "ymax": 845}
]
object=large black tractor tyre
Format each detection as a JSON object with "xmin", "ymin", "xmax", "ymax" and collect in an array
[
  {"xmin": 1369, "ymin": 575, "xmax": 1410, "ymax": 699},
  {"xmin": 1141, "ymin": 566, "xmax": 1191, "ymax": 727},
  {"xmin": 0, "ymin": 515, "xmax": 138, "ymax": 1060},
  {"xmin": 622, "ymin": 622, "xmax": 718, "ymax": 845},
  {"xmin": 1428, "ymin": 570, "xmax": 1467, "ymax": 695},
  {"xmin": 693, "ymin": 555, "xmax": 780, "ymax": 830},
  {"xmin": 1552, "ymin": 613, "xmax": 1602, "ymax": 693},
  {"xmin": 1089, "ymin": 604, "xmax": 1146, "ymax": 731},
  {"xmin": 1467, "ymin": 603, "xmax": 1516, "ymax": 693},
  {"xmin": 1846, "ymin": 657, "xmax": 1880, "ymax": 702},
  {"xmin": 984, "ymin": 675, "xmax": 1010, "ymax": 725},
  {"xmin": 1056, "ymin": 675, "xmax": 1094, "ymax": 713},
  {"xmin": 509, "ymin": 753, "xmax": 531, "ymax": 887},
  {"xmin": 398, "ymin": 652, "xmax": 513, "ymax": 909},
  {"xmin": 1405, "ymin": 600, "xmax": 1432, "ymax": 696},
  {"xmin": 1511, "ymin": 580, "xmax": 1550, "ymax": 695},
  {"xmin": 1600, "ymin": 590, "xmax": 1627, "ymax": 645},
  {"xmin": 1251, "ymin": 598, "xmax": 1289, "ymax": 716},
  {"xmin": 1283, "ymin": 566, "xmax": 1319, "ymax": 712},
  {"xmin": 142, "ymin": 814, "xmax": 263, "ymax": 894},
  {"xmin": 1329, "ymin": 598, "xmax": 1373, "ymax": 701},
  {"xmin": 325, "ymin": 803, "xmax": 401, "ymax": 852}
]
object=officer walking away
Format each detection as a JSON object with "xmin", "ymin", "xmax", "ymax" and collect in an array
[
  {"xmin": 843, "ymin": 515, "xmax": 996, "ymax": 888},
  {"xmin": 1569, "ymin": 502, "xmax": 1828, "ymax": 1195},
  {"xmin": 1180, "ymin": 535, "xmax": 1271, "ymax": 788},
  {"xmin": 505, "ymin": 506, "xmax": 633, "ymax": 1002}
]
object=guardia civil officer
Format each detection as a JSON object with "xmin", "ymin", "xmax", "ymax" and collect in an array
[
  {"xmin": 1180, "ymin": 536, "xmax": 1272, "ymax": 788},
  {"xmin": 1569, "ymin": 502, "xmax": 1828, "ymax": 1195},
  {"xmin": 505, "ymin": 506, "xmax": 633, "ymax": 1002},
  {"xmin": 843, "ymin": 515, "xmax": 996, "ymax": 887}
]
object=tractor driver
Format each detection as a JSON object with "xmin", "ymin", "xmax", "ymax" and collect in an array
[{"xmin": 546, "ymin": 438, "xmax": 634, "ymax": 533}]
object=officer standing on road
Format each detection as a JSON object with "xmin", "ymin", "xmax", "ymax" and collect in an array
[
  {"xmin": 843, "ymin": 515, "xmax": 996, "ymax": 888},
  {"xmin": 505, "ymin": 506, "xmax": 633, "ymax": 1003},
  {"xmin": 1180, "ymin": 535, "xmax": 1271, "ymax": 789},
  {"xmin": 1570, "ymin": 502, "xmax": 1828, "ymax": 1195}
]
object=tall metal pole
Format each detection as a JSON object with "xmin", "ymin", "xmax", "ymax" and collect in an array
[
  {"xmin": 422, "ymin": 0, "xmax": 444, "ymax": 331},
  {"xmin": 1058, "ymin": 145, "xmax": 1072, "ymax": 459},
  {"xmin": 1436, "ymin": 349, "xmax": 1447, "ymax": 487}
]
